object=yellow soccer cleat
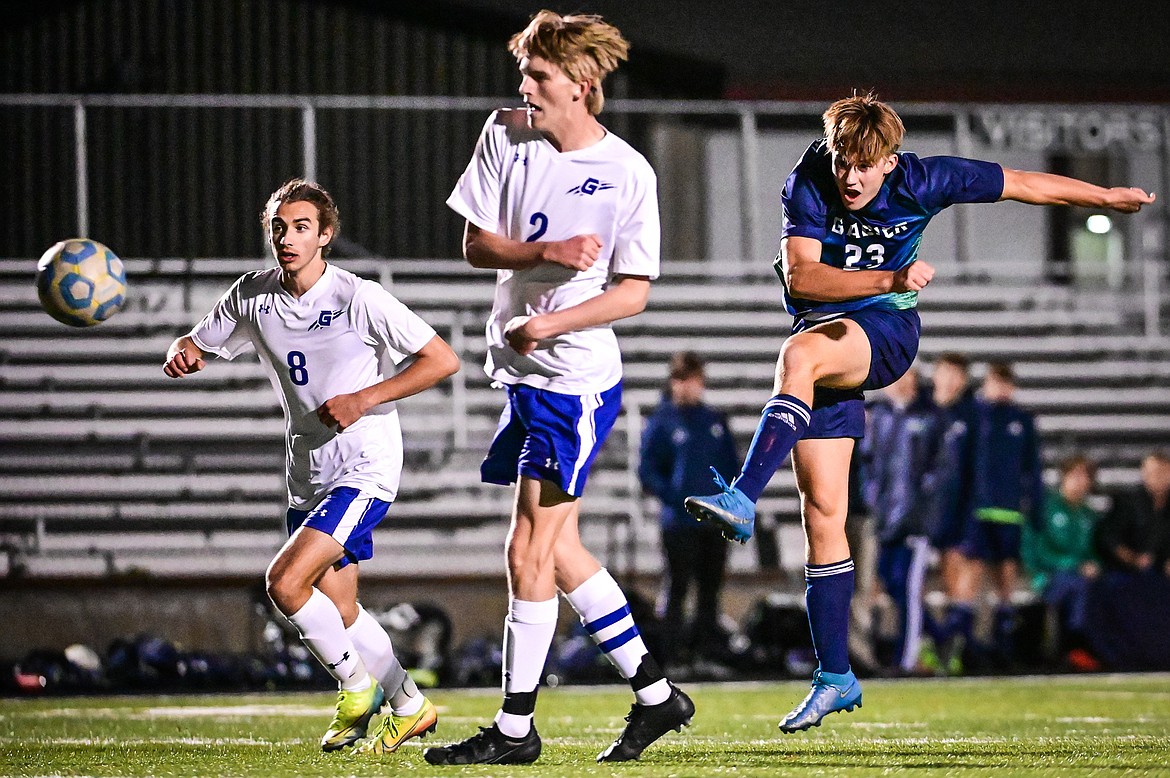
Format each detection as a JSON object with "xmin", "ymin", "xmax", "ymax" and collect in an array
[
  {"xmin": 321, "ymin": 676, "xmax": 386, "ymax": 752},
  {"xmin": 358, "ymin": 696, "xmax": 439, "ymax": 755}
]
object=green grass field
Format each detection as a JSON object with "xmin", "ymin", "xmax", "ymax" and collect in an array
[{"xmin": 4, "ymin": 675, "xmax": 1170, "ymax": 777}]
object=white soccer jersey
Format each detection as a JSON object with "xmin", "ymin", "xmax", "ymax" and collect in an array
[
  {"xmin": 189, "ymin": 263, "xmax": 437, "ymax": 510},
  {"xmin": 447, "ymin": 109, "xmax": 660, "ymax": 394}
]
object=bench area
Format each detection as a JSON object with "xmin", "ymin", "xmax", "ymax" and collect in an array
[{"xmin": 2, "ymin": 256, "xmax": 1168, "ymax": 579}]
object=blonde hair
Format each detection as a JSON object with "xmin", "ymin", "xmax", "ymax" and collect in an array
[
  {"xmin": 508, "ymin": 9, "xmax": 630, "ymax": 115},
  {"xmin": 822, "ymin": 92, "xmax": 905, "ymax": 165}
]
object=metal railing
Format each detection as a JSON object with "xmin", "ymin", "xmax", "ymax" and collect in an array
[{"xmin": 4, "ymin": 94, "xmax": 1167, "ymax": 306}]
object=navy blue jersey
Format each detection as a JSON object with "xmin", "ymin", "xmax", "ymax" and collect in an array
[
  {"xmin": 860, "ymin": 387, "xmax": 942, "ymax": 542},
  {"xmin": 970, "ymin": 399, "xmax": 1044, "ymax": 526},
  {"xmin": 922, "ymin": 390, "xmax": 980, "ymax": 547},
  {"xmin": 639, "ymin": 396, "xmax": 739, "ymax": 531},
  {"xmin": 779, "ymin": 140, "xmax": 1004, "ymax": 320}
]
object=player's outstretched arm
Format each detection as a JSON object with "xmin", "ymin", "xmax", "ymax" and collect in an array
[
  {"xmin": 503, "ymin": 274, "xmax": 650, "ymax": 356},
  {"xmin": 782, "ymin": 236, "xmax": 935, "ymax": 302},
  {"xmin": 163, "ymin": 335, "xmax": 207, "ymax": 378},
  {"xmin": 1000, "ymin": 169, "xmax": 1156, "ymax": 213},
  {"xmin": 316, "ymin": 335, "xmax": 460, "ymax": 431},
  {"xmin": 463, "ymin": 222, "xmax": 602, "ymax": 272}
]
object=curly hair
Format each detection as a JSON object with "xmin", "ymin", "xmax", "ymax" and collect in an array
[{"xmin": 508, "ymin": 10, "xmax": 630, "ymax": 116}]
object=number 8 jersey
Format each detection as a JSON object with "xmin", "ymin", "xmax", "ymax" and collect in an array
[
  {"xmin": 189, "ymin": 263, "xmax": 437, "ymax": 509},
  {"xmin": 447, "ymin": 109, "xmax": 660, "ymax": 395},
  {"xmin": 780, "ymin": 139, "xmax": 1004, "ymax": 323}
]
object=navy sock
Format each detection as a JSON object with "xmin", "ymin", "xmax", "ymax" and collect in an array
[
  {"xmin": 805, "ymin": 559, "xmax": 854, "ymax": 675},
  {"xmin": 994, "ymin": 604, "xmax": 1016, "ymax": 656},
  {"xmin": 732, "ymin": 394, "xmax": 811, "ymax": 501},
  {"xmin": 923, "ymin": 608, "xmax": 943, "ymax": 646},
  {"xmin": 943, "ymin": 603, "xmax": 975, "ymax": 647}
]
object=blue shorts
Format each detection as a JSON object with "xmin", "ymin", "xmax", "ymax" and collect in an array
[
  {"xmin": 285, "ymin": 487, "xmax": 390, "ymax": 569},
  {"xmin": 795, "ymin": 307, "xmax": 921, "ymax": 439},
  {"xmin": 481, "ymin": 382, "xmax": 622, "ymax": 498},
  {"xmin": 960, "ymin": 519, "xmax": 1022, "ymax": 563}
]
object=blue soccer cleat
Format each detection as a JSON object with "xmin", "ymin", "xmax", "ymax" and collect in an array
[
  {"xmin": 778, "ymin": 669, "xmax": 862, "ymax": 733},
  {"xmin": 683, "ymin": 468, "xmax": 756, "ymax": 544}
]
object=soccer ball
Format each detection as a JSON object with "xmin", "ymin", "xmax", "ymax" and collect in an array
[{"xmin": 35, "ymin": 239, "xmax": 127, "ymax": 327}]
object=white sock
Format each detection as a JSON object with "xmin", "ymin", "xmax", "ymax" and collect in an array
[
  {"xmin": 494, "ymin": 596, "xmax": 558, "ymax": 738},
  {"xmin": 286, "ymin": 588, "xmax": 370, "ymax": 692},
  {"xmin": 344, "ymin": 605, "xmax": 418, "ymax": 711},
  {"xmin": 564, "ymin": 569, "xmax": 670, "ymax": 706},
  {"xmin": 393, "ymin": 692, "xmax": 425, "ymax": 717}
]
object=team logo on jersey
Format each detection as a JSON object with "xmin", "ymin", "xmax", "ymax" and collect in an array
[
  {"xmin": 309, "ymin": 308, "xmax": 345, "ymax": 330},
  {"xmin": 567, "ymin": 177, "xmax": 615, "ymax": 196}
]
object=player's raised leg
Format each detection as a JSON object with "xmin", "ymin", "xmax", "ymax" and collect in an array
[
  {"xmin": 686, "ymin": 318, "xmax": 871, "ymax": 543},
  {"xmin": 554, "ymin": 506, "xmax": 694, "ymax": 762},
  {"xmin": 778, "ymin": 436, "xmax": 863, "ymax": 732},
  {"xmin": 267, "ymin": 526, "xmax": 385, "ymax": 751}
]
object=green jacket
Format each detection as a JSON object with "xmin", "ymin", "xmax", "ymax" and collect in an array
[{"xmin": 1021, "ymin": 488, "xmax": 1099, "ymax": 592}]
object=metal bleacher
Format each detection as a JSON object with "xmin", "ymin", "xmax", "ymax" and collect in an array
[{"xmin": 1, "ymin": 255, "xmax": 1169, "ymax": 579}]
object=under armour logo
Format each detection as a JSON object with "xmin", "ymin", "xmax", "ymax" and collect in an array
[
  {"xmin": 326, "ymin": 651, "xmax": 350, "ymax": 670},
  {"xmin": 258, "ymin": 303, "xmax": 272, "ymax": 314}
]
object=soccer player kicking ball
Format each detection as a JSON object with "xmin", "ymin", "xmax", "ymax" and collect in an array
[
  {"xmin": 163, "ymin": 179, "xmax": 460, "ymax": 754},
  {"xmin": 424, "ymin": 10, "xmax": 692, "ymax": 766},
  {"xmin": 685, "ymin": 93, "xmax": 1154, "ymax": 733}
]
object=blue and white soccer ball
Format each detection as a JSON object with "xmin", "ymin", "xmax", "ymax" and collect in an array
[{"xmin": 35, "ymin": 238, "xmax": 127, "ymax": 327}]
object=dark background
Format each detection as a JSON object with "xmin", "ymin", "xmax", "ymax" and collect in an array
[{"xmin": 2, "ymin": 0, "xmax": 1166, "ymax": 259}]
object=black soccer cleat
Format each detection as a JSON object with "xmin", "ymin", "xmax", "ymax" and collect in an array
[
  {"xmin": 597, "ymin": 685, "xmax": 695, "ymax": 762},
  {"xmin": 422, "ymin": 723, "xmax": 541, "ymax": 765}
]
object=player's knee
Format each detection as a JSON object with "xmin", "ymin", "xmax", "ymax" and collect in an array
[
  {"xmin": 264, "ymin": 561, "xmax": 301, "ymax": 613},
  {"xmin": 801, "ymin": 501, "xmax": 847, "ymax": 544},
  {"xmin": 779, "ymin": 337, "xmax": 822, "ymax": 383},
  {"xmin": 506, "ymin": 540, "xmax": 554, "ymax": 587}
]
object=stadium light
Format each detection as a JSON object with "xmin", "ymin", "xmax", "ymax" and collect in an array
[{"xmin": 1086, "ymin": 214, "xmax": 1112, "ymax": 234}]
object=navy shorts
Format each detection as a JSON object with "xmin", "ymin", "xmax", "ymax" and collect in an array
[
  {"xmin": 931, "ymin": 511, "xmax": 970, "ymax": 551},
  {"xmin": 961, "ymin": 519, "xmax": 1022, "ymax": 563},
  {"xmin": 481, "ymin": 382, "xmax": 622, "ymax": 498},
  {"xmin": 285, "ymin": 487, "xmax": 390, "ymax": 569},
  {"xmin": 795, "ymin": 307, "xmax": 921, "ymax": 439}
]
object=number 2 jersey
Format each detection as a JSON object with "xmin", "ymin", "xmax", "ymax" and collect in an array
[
  {"xmin": 780, "ymin": 139, "xmax": 1004, "ymax": 323},
  {"xmin": 189, "ymin": 263, "xmax": 437, "ymax": 510},
  {"xmin": 446, "ymin": 108, "xmax": 661, "ymax": 395}
]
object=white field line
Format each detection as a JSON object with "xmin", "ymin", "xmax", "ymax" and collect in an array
[{"xmin": 6, "ymin": 731, "xmax": 1157, "ymax": 750}]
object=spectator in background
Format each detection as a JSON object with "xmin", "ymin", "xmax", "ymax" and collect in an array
[
  {"xmin": 860, "ymin": 365, "xmax": 939, "ymax": 675},
  {"xmin": 1021, "ymin": 455, "xmax": 1101, "ymax": 669},
  {"xmin": 1096, "ymin": 451, "xmax": 1170, "ymax": 576},
  {"xmin": 1086, "ymin": 451, "xmax": 1170, "ymax": 670},
  {"xmin": 921, "ymin": 352, "xmax": 979, "ymax": 673},
  {"xmin": 845, "ymin": 445, "xmax": 882, "ymax": 675},
  {"xmin": 639, "ymin": 352, "xmax": 739, "ymax": 669},
  {"xmin": 962, "ymin": 361, "xmax": 1044, "ymax": 667}
]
